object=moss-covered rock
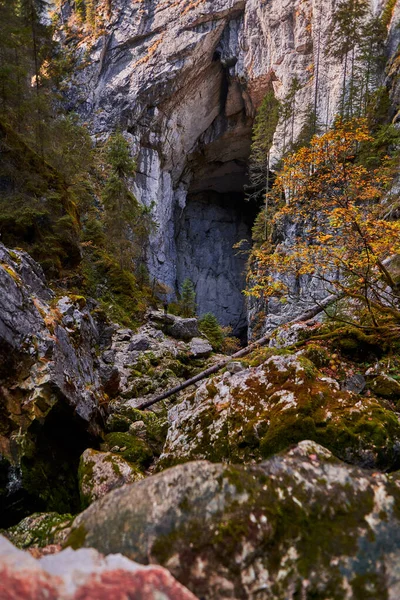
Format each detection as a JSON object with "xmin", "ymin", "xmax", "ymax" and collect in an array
[
  {"xmin": 369, "ymin": 374, "xmax": 400, "ymax": 399},
  {"xmin": 103, "ymin": 432, "xmax": 154, "ymax": 469},
  {"xmin": 160, "ymin": 354, "xmax": 400, "ymax": 470},
  {"xmin": 78, "ymin": 449, "xmax": 143, "ymax": 509},
  {"xmin": 3, "ymin": 512, "xmax": 72, "ymax": 549},
  {"xmin": 65, "ymin": 441, "xmax": 400, "ymax": 599}
]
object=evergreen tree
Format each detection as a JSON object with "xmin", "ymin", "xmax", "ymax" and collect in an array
[
  {"xmin": 179, "ymin": 278, "xmax": 197, "ymax": 318},
  {"xmin": 359, "ymin": 16, "xmax": 386, "ymax": 115},
  {"xmin": 325, "ymin": 0, "xmax": 368, "ymax": 117},
  {"xmin": 199, "ymin": 313, "xmax": 224, "ymax": 351},
  {"xmin": 102, "ymin": 133, "xmax": 142, "ymax": 270},
  {"xmin": 246, "ymin": 91, "xmax": 280, "ymax": 242},
  {"xmin": 247, "ymin": 91, "xmax": 280, "ymax": 197}
]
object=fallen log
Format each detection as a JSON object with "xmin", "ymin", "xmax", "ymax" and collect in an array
[{"xmin": 136, "ymin": 294, "xmax": 339, "ymax": 410}]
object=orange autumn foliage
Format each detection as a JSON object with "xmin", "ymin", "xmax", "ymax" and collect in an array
[{"xmin": 248, "ymin": 118, "xmax": 400, "ymax": 325}]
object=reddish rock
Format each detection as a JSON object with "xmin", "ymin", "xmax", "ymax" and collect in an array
[{"xmin": 0, "ymin": 535, "xmax": 197, "ymax": 600}]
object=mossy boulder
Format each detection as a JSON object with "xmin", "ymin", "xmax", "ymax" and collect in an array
[
  {"xmin": 160, "ymin": 354, "xmax": 400, "ymax": 470},
  {"xmin": 103, "ymin": 432, "xmax": 154, "ymax": 469},
  {"xmin": 78, "ymin": 449, "xmax": 143, "ymax": 509},
  {"xmin": 302, "ymin": 343, "xmax": 330, "ymax": 368},
  {"xmin": 369, "ymin": 374, "xmax": 400, "ymax": 400},
  {"xmin": 3, "ymin": 512, "xmax": 72, "ymax": 549},
  {"xmin": 65, "ymin": 441, "xmax": 400, "ymax": 599}
]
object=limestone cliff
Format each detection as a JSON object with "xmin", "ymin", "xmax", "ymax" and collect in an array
[{"xmin": 64, "ymin": 0, "xmax": 400, "ymax": 333}]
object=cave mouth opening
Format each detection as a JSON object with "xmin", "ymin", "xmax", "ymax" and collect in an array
[
  {"xmin": 176, "ymin": 159, "xmax": 260, "ymax": 344},
  {"xmin": 1, "ymin": 398, "xmax": 101, "ymax": 529}
]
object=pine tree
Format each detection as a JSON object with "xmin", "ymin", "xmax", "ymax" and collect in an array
[
  {"xmin": 246, "ymin": 91, "xmax": 280, "ymax": 242},
  {"xmin": 199, "ymin": 313, "xmax": 224, "ymax": 351},
  {"xmin": 359, "ymin": 16, "xmax": 386, "ymax": 115},
  {"xmin": 102, "ymin": 133, "xmax": 141, "ymax": 270},
  {"xmin": 179, "ymin": 278, "xmax": 197, "ymax": 318},
  {"xmin": 325, "ymin": 0, "xmax": 368, "ymax": 117},
  {"xmin": 248, "ymin": 91, "xmax": 280, "ymax": 196}
]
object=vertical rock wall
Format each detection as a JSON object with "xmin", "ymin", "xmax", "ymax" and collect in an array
[{"xmin": 65, "ymin": 0, "xmax": 398, "ymax": 332}]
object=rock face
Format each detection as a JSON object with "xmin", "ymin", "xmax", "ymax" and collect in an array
[
  {"xmin": 0, "ymin": 244, "xmax": 109, "ymax": 525},
  {"xmin": 161, "ymin": 353, "xmax": 400, "ymax": 470},
  {"xmin": 175, "ymin": 191, "xmax": 253, "ymax": 333},
  {"xmin": 67, "ymin": 0, "xmax": 394, "ymax": 330},
  {"xmin": 66, "ymin": 441, "xmax": 400, "ymax": 599},
  {"xmin": 0, "ymin": 535, "xmax": 197, "ymax": 600}
]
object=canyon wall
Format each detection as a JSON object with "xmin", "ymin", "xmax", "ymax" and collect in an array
[{"xmin": 66, "ymin": 0, "xmax": 400, "ymax": 332}]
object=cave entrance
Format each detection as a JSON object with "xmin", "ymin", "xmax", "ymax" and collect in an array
[
  {"xmin": 176, "ymin": 158, "xmax": 258, "ymax": 342},
  {"xmin": 1, "ymin": 398, "xmax": 100, "ymax": 528}
]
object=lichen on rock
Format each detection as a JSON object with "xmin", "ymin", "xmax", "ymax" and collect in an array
[
  {"xmin": 65, "ymin": 441, "xmax": 400, "ymax": 599},
  {"xmin": 160, "ymin": 353, "xmax": 400, "ymax": 470},
  {"xmin": 78, "ymin": 449, "xmax": 143, "ymax": 508}
]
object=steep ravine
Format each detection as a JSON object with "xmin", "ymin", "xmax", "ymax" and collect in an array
[{"xmin": 3, "ymin": 0, "xmax": 400, "ymax": 598}]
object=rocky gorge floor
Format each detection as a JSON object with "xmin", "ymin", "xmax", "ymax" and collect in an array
[{"xmin": 2, "ymin": 244, "xmax": 400, "ymax": 599}]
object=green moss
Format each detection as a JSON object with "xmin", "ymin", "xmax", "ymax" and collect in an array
[
  {"xmin": 4, "ymin": 512, "xmax": 73, "ymax": 549},
  {"xmin": 303, "ymin": 344, "xmax": 330, "ymax": 368},
  {"xmin": 150, "ymin": 461, "xmax": 379, "ymax": 598},
  {"xmin": 261, "ymin": 416, "xmax": 318, "ymax": 458},
  {"xmin": 106, "ymin": 414, "xmax": 132, "ymax": 433},
  {"xmin": 351, "ymin": 573, "xmax": 388, "ymax": 600},
  {"xmin": 105, "ymin": 432, "xmax": 153, "ymax": 468},
  {"xmin": 297, "ymin": 356, "xmax": 318, "ymax": 379},
  {"xmin": 64, "ymin": 523, "xmax": 87, "ymax": 550},
  {"xmin": 78, "ymin": 452, "xmax": 96, "ymax": 509}
]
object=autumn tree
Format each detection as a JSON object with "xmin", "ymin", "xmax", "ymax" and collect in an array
[{"xmin": 248, "ymin": 118, "xmax": 400, "ymax": 333}]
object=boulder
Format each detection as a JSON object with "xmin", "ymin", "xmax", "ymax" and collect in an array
[
  {"xmin": 148, "ymin": 311, "xmax": 200, "ymax": 340},
  {"xmin": 0, "ymin": 245, "xmax": 107, "ymax": 525},
  {"xmin": 226, "ymin": 361, "xmax": 245, "ymax": 374},
  {"xmin": 344, "ymin": 373, "xmax": 367, "ymax": 394},
  {"xmin": 370, "ymin": 374, "xmax": 400, "ymax": 399},
  {"xmin": 78, "ymin": 449, "xmax": 143, "ymax": 508},
  {"xmin": 128, "ymin": 334, "xmax": 154, "ymax": 351},
  {"xmin": 65, "ymin": 442, "xmax": 400, "ymax": 599},
  {"xmin": 4, "ymin": 513, "xmax": 72, "ymax": 550},
  {"xmin": 161, "ymin": 353, "xmax": 400, "ymax": 470},
  {"xmin": 0, "ymin": 535, "xmax": 197, "ymax": 599},
  {"xmin": 188, "ymin": 337, "xmax": 213, "ymax": 358}
]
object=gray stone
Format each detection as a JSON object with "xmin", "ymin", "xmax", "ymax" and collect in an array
[
  {"xmin": 66, "ymin": 441, "xmax": 400, "ymax": 599},
  {"xmin": 78, "ymin": 449, "xmax": 142, "ymax": 507},
  {"xmin": 149, "ymin": 312, "xmax": 200, "ymax": 341},
  {"xmin": 344, "ymin": 374, "xmax": 367, "ymax": 394},
  {"xmin": 166, "ymin": 317, "xmax": 200, "ymax": 341},
  {"xmin": 161, "ymin": 353, "xmax": 400, "ymax": 470},
  {"xmin": 226, "ymin": 361, "xmax": 245, "ymax": 374},
  {"xmin": 115, "ymin": 329, "xmax": 133, "ymax": 342},
  {"xmin": 98, "ymin": 363, "xmax": 120, "ymax": 397},
  {"xmin": 128, "ymin": 334, "xmax": 153, "ymax": 352},
  {"xmin": 102, "ymin": 350, "xmax": 115, "ymax": 364},
  {"xmin": 129, "ymin": 421, "xmax": 147, "ymax": 437},
  {"xmin": 188, "ymin": 337, "xmax": 213, "ymax": 358}
]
